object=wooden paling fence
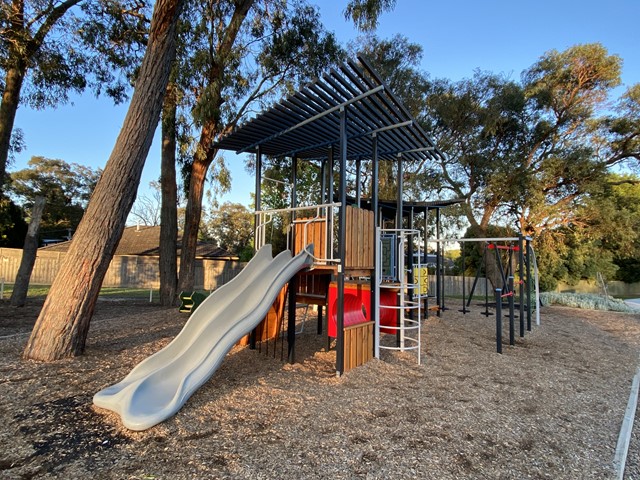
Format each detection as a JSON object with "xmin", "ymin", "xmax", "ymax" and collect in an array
[{"xmin": 0, "ymin": 248, "xmax": 244, "ymax": 291}]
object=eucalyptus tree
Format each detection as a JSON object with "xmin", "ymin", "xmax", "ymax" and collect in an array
[
  {"xmin": 203, "ymin": 201, "xmax": 254, "ymax": 260},
  {"xmin": 419, "ymin": 44, "xmax": 640, "ymax": 288},
  {"xmin": 0, "ymin": 0, "xmax": 149, "ymax": 195},
  {"xmin": 9, "ymin": 156, "xmax": 100, "ymax": 234},
  {"xmin": 24, "ymin": 0, "xmax": 184, "ymax": 361},
  {"xmin": 512, "ymin": 43, "xmax": 625, "ymax": 235},
  {"xmin": 174, "ymin": 0, "xmax": 342, "ymax": 292},
  {"xmin": 7, "ymin": 157, "xmax": 99, "ymax": 306}
]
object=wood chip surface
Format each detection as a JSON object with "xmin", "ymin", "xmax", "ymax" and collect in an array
[{"xmin": 1, "ymin": 299, "xmax": 640, "ymax": 479}]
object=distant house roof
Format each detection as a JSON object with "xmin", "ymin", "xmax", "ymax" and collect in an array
[{"xmin": 41, "ymin": 225, "xmax": 238, "ymax": 260}]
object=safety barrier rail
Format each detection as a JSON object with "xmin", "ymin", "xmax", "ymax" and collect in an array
[{"xmin": 255, "ymin": 202, "xmax": 341, "ymax": 265}]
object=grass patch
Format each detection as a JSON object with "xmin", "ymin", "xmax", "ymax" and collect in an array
[{"xmin": 0, "ymin": 284, "xmax": 159, "ymax": 301}]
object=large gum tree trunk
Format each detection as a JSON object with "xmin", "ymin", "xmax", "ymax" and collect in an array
[
  {"xmin": 23, "ymin": 0, "xmax": 184, "ymax": 361},
  {"xmin": 0, "ymin": 65, "xmax": 26, "ymax": 189},
  {"xmin": 177, "ymin": 157, "xmax": 209, "ymax": 293},
  {"xmin": 159, "ymin": 82, "xmax": 178, "ymax": 306},
  {"xmin": 10, "ymin": 195, "xmax": 45, "ymax": 307}
]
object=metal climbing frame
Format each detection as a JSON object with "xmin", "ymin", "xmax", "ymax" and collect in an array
[{"xmin": 375, "ymin": 227, "xmax": 424, "ymax": 365}]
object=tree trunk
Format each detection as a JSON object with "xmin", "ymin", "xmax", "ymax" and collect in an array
[
  {"xmin": 159, "ymin": 82, "xmax": 178, "ymax": 306},
  {"xmin": 23, "ymin": 0, "xmax": 184, "ymax": 362},
  {"xmin": 10, "ymin": 196, "xmax": 45, "ymax": 307},
  {"xmin": 177, "ymin": 158, "xmax": 209, "ymax": 292},
  {"xmin": 0, "ymin": 65, "xmax": 26, "ymax": 192}
]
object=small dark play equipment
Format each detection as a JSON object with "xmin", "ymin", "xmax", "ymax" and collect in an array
[{"xmin": 178, "ymin": 291, "xmax": 207, "ymax": 314}]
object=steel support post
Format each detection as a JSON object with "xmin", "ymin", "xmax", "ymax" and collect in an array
[
  {"xmin": 495, "ymin": 288, "xmax": 502, "ymax": 354},
  {"xmin": 336, "ymin": 107, "xmax": 348, "ymax": 376},
  {"xmin": 287, "ymin": 154, "xmax": 298, "ymax": 363},
  {"xmin": 518, "ymin": 234, "xmax": 525, "ymax": 337},
  {"xmin": 370, "ymin": 134, "xmax": 379, "ymax": 359}
]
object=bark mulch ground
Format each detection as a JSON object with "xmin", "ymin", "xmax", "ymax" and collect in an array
[{"xmin": 1, "ymin": 298, "xmax": 640, "ymax": 479}]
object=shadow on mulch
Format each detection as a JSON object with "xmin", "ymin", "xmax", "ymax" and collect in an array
[{"xmin": 10, "ymin": 395, "xmax": 130, "ymax": 475}]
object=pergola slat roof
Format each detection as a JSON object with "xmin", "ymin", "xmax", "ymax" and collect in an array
[{"xmin": 213, "ymin": 56, "xmax": 445, "ymax": 163}]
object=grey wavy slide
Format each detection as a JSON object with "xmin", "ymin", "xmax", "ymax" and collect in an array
[{"xmin": 93, "ymin": 244, "xmax": 314, "ymax": 431}]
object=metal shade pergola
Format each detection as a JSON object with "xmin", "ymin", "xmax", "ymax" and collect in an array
[
  {"xmin": 213, "ymin": 55, "xmax": 445, "ymax": 375},
  {"xmin": 213, "ymin": 55, "xmax": 444, "ymax": 163}
]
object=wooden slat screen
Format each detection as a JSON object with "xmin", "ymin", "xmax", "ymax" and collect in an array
[
  {"xmin": 294, "ymin": 217, "xmax": 326, "ymax": 258},
  {"xmin": 343, "ymin": 320, "xmax": 374, "ymax": 372},
  {"xmin": 345, "ymin": 206, "xmax": 374, "ymax": 270}
]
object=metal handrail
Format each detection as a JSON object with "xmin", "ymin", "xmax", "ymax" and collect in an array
[{"xmin": 255, "ymin": 202, "xmax": 341, "ymax": 265}]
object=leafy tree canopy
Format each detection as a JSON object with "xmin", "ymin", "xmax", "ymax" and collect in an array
[
  {"xmin": 202, "ymin": 201, "xmax": 253, "ymax": 261},
  {"xmin": 0, "ymin": 195, "xmax": 27, "ymax": 246},
  {"xmin": 343, "ymin": 0, "xmax": 396, "ymax": 31},
  {"xmin": 8, "ymin": 156, "xmax": 101, "ymax": 237}
]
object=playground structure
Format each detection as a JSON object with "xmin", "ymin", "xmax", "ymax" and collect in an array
[
  {"xmin": 426, "ymin": 233, "xmax": 540, "ymax": 354},
  {"xmin": 94, "ymin": 55, "xmax": 540, "ymax": 430},
  {"xmin": 211, "ymin": 55, "xmax": 450, "ymax": 377}
]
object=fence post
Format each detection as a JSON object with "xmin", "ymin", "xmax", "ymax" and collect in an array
[
  {"xmin": 508, "ymin": 276, "xmax": 515, "ymax": 346},
  {"xmin": 495, "ymin": 288, "xmax": 502, "ymax": 354}
]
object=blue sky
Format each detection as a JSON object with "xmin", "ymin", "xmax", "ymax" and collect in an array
[{"xmin": 11, "ymin": 0, "xmax": 640, "ymax": 209}]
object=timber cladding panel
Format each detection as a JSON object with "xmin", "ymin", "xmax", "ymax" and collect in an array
[
  {"xmin": 343, "ymin": 320, "xmax": 374, "ymax": 372},
  {"xmin": 0, "ymin": 248, "xmax": 244, "ymax": 290},
  {"xmin": 345, "ymin": 206, "xmax": 374, "ymax": 270},
  {"xmin": 294, "ymin": 217, "xmax": 326, "ymax": 258}
]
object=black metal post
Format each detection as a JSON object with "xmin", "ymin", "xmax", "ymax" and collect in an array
[
  {"xmin": 336, "ymin": 107, "xmax": 348, "ymax": 376},
  {"xmin": 355, "ymin": 157, "xmax": 361, "ymax": 208},
  {"xmin": 495, "ymin": 288, "xmax": 502, "ymax": 354},
  {"xmin": 459, "ymin": 241, "xmax": 468, "ymax": 314},
  {"xmin": 327, "ymin": 146, "xmax": 334, "ymax": 257},
  {"xmin": 508, "ymin": 276, "xmax": 515, "ymax": 346},
  {"xmin": 423, "ymin": 208, "xmax": 429, "ymax": 316},
  {"xmin": 526, "ymin": 237, "xmax": 532, "ymax": 331},
  {"xmin": 408, "ymin": 207, "xmax": 415, "ymax": 319},
  {"xmin": 370, "ymin": 134, "xmax": 379, "ymax": 357},
  {"xmin": 395, "ymin": 154, "xmax": 404, "ymax": 346},
  {"xmin": 287, "ymin": 154, "xmax": 298, "ymax": 363},
  {"xmin": 518, "ymin": 234, "xmax": 525, "ymax": 337},
  {"xmin": 250, "ymin": 146, "xmax": 263, "ymax": 350},
  {"xmin": 317, "ymin": 305, "xmax": 323, "ymax": 335},
  {"xmin": 436, "ymin": 208, "xmax": 442, "ymax": 317}
]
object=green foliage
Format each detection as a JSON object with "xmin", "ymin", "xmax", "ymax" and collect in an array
[
  {"xmin": 343, "ymin": 0, "xmax": 397, "ymax": 31},
  {"xmin": 523, "ymin": 44, "xmax": 621, "ymax": 121},
  {"xmin": 1, "ymin": 0, "xmax": 149, "ymax": 109},
  {"xmin": 614, "ymin": 259, "xmax": 640, "ymax": 283},
  {"xmin": 8, "ymin": 156, "xmax": 100, "ymax": 239},
  {"xmin": 77, "ymin": 0, "xmax": 151, "ymax": 101},
  {"xmin": 257, "ymin": 159, "xmax": 293, "ymax": 254},
  {"xmin": 175, "ymin": 0, "xmax": 343, "ymax": 201},
  {"xmin": 202, "ymin": 202, "xmax": 254, "ymax": 257},
  {"xmin": 598, "ymin": 83, "xmax": 640, "ymax": 171},
  {"xmin": 350, "ymin": 34, "xmax": 429, "ymax": 118},
  {"xmin": 0, "ymin": 195, "xmax": 27, "ymax": 247},
  {"xmin": 529, "ymin": 172, "xmax": 640, "ymax": 291}
]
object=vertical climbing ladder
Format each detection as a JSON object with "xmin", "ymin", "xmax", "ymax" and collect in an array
[{"xmin": 375, "ymin": 228, "xmax": 423, "ymax": 365}]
